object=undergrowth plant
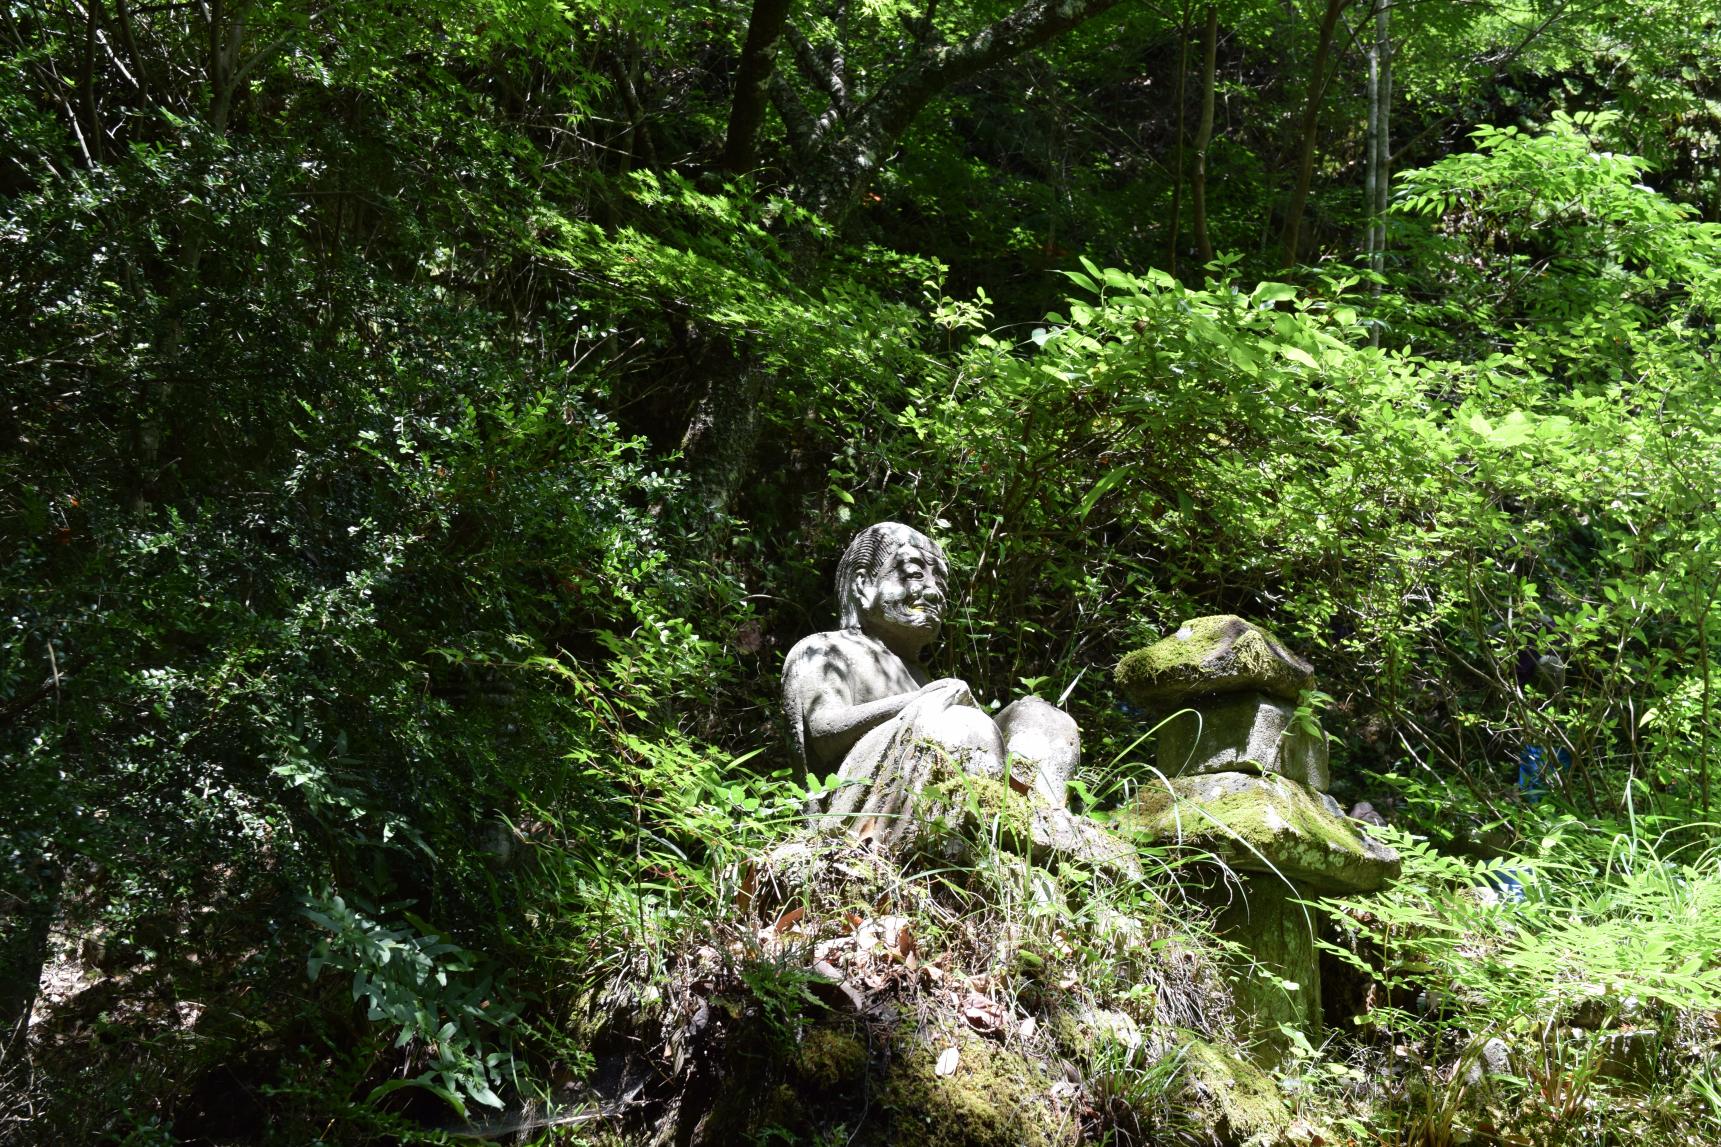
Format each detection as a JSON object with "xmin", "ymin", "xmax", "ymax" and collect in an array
[{"xmin": 1318, "ymin": 808, "xmax": 1721, "ymax": 1145}]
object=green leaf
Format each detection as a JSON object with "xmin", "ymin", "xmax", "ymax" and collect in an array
[
  {"xmin": 1059, "ymin": 270, "xmax": 1098, "ymax": 293},
  {"xmin": 1492, "ymin": 410, "xmax": 1532, "ymax": 447},
  {"xmin": 1077, "ymin": 465, "xmax": 1136, "ymax": 522}
]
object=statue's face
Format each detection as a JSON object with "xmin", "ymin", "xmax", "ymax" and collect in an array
[{"xmin": 859, "ymin": 543, "xmax": 945, "ymax": 647}]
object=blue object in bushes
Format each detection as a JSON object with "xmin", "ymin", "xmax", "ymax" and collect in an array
[{"xmin": 1518, "ymin": 744, "xmax": 1571, "ymax": 803}]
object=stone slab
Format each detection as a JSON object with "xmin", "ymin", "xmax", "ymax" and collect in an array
[
  {"xmin": 1028, "ymin": 805, "xmax": 1141, "ymax": 877},
  {"xmin": 1125, "ymin": 771, "xmax": 1400, "ymax": 895}
]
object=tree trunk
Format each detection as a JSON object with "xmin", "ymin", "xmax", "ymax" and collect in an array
[
  {"xmin": 1372, "ymin": 0, "xmax": 1391, "ymax": 277},
  {"xmin": 1700, "ymin": 583, "xmax": 1717, "ymax": 815},
  {"xmin": 134, "ymin": 0, "xmax": 258, "ymax": 511},
  {"xmin": 1279, "ymin": 0, "xmax": 1349, "ymax": 268},
  {"xmin": 1168, "ymin": 0, "xmax": 1192, "ymax": 276},
  {"xmin": 1, "ymin": 855, "xmax": 60, "ymax": 1053},
  {"xmin": 615, "ymin": 37, "xmax": 658, "ymax": 175},
  {"xmin": 678, "ymin": 338, "xmax": 766, "ymax": 524},
  {"xmin": 1192, "ymin": 5, "xmax": 1217, "ymax": 267},
  {"xmin": 723, "ymin": 0, "xmax": 795, "ymax": 174}
]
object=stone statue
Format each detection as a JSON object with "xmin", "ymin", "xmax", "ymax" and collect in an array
[{"xmin": 782, "ymin": 522, "xmax": 1080, "ymax": 848}]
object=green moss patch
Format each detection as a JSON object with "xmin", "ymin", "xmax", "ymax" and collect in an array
[
  {"xmin": 1124, "ymin": 772, "xmax": 1399, "ymax": 895},
  {"xmin": 794, "ymin": 1026, "xmax": 869, "ymax": 1090},
  {"xmin": 1179, "ymin": 1037, "xmax": 1291, "ymax": 1145},
  {"xmin": 875, "ymin": 1027, "xmax": 1069, "ymax": 1147},
  {"xmin": 1116, "ymin": 615, "xmax": 1315, "ymax": 708}
]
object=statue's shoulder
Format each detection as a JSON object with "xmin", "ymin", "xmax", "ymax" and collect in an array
[{"xmin": 782, "ymin": 628, "xmax": 873, "ymax": 677}]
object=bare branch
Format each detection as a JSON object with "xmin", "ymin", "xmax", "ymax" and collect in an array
[
  {"xmin": 880, "ymin": 0, "xmax": 1126, "ymax": 120},
  {"xmin": 794, "ymin": 0, "xmax": 1125, "ymax": 220},
  {"xmin": 231, "ymin": 29, "xmax": 292, "ymax": 90}
]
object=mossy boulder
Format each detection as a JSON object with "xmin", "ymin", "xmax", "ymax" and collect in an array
[
  {"xmin": 1125, "ymin": 771, "xmax": 1399, "ymax": 895},
  {"xmin": 1116, "ymin": 615, "xmax": 1314, "ymax": 709},
  {"xmin": 932, "ymin": 774, "xmax": 1140, "ymax": 876},
  {"xmin": 1178, "ymin": 1038, "xmax": 1292, "ymax": 1145},
  {"xmin": 872, "ymin": 1027, "xmax": 1070, "ymax": 1147}
]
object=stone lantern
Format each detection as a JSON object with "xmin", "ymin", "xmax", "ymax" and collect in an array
[{"xmin": 1115, "ymin": 616, "xmax": 1399, "ymax": 1051}]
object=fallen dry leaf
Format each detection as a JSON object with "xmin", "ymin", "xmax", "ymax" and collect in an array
[
  {"xmin": 734, "ymin": 862, "xmax": 757, "ymax": 918},
  {"xmin": 962, "ymin": 991, "xmax": 1006, "ymax": 1033},
  {"xmin": 880, "ymin": 916, "xmax": 913, "ymax": 957}
]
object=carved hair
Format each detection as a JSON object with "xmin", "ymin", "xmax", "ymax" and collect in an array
[{"xmin": 835, "ymin": 521, "xmax": 949, "ymax": 630}]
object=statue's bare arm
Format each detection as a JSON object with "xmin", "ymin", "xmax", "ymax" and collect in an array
[{"xmin": 803, "ymin": 679, "xmax": 976, "ymax": 765}]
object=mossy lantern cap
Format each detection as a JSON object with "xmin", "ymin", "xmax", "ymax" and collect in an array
[{"xmin": 1115, "ymin": 615, "xmax": 1315, "ymax": 708}]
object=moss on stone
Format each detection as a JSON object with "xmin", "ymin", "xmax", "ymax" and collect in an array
[
  {"xmin": 1201, "ymin": 788, "xmax": 1351, "ymax": 853},
  {"xmin": 1178, "ymin": 1037, "xmax": 1291, "ymax": 1145},
  {"xmin": 754, "ymin": 1082, "xmax": 812, "ymax": 1142},
  {"xmin": 959, "ymin": 773, "xmax": 1038, "ymax": 850},
  {"xmin": 873, "ymin": 1028, "xmax": 1066, "ymax": 1147},
  {"xmin": 1047, "ymin": 1012, "xmax": 1286, "ymax": 1145},
  {"xmin": 1130, "ymin": 782, "xmax": 1178, "ymax": 824},
  {"xmin": 1116, "ymin": 615, "xmax": 1314, "ymax": 708},
  {"xmin": 1124, "ymin": 772, "xmax": 1398, "ymax": 895},
  {"xmin": 1048, "ymin": 1008, "xmax": 1086, "ymax": 1052},
  {"xmin": 794, "ymin": 1026, "xmax": 868, "ymax": 1090}
]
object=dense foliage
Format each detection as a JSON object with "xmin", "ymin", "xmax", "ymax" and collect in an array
[{"xmin": 3, "ymin": 0, "xmax": 1721, "ymax": 1142}]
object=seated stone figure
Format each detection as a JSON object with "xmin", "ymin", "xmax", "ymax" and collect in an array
[{"xmin": 782, "ymin": 522, "xmax": 1079, "ymax": 848}]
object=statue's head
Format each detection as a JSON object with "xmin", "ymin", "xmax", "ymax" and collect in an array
[{"xmin": 836, "ymin": 522, "xmax": 951, "ymax": 647}]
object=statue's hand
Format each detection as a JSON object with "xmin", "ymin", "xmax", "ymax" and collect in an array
[
  {"xmin": 896, "ymin": 678, "xmax": 972, "ymax": 729},
  {"xmin": 915, "ymin": 677, "xmax": 976, "ymax": 709}
]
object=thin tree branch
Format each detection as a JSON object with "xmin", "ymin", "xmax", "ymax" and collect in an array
[
  {"xmin": 872, "ymin": 0, "xmax": 1126, "ymax": 123},
  {"xmin": 785, "ymin": 23, "xmax": 848, "ymax": 115}
]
